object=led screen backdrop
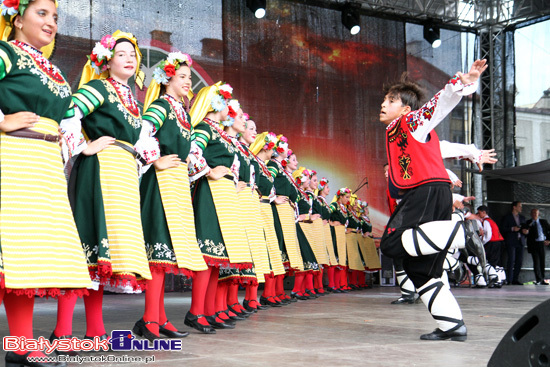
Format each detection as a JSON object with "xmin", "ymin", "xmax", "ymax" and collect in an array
[{"xmin": 53, "ymin": 0, "xmax": 464, "ymax": 236}]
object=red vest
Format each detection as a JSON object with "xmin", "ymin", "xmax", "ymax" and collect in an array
[
  {"xmin": 482, "ymin": 217, "xmax": 504, "ymax": 242},
  {"xmin": 386, "ymin": 115, "xmax": 450, "ymax": 189}
]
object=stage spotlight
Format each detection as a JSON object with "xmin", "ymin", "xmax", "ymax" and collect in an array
[
  {"xmin": 342, "ymin": 7, "xmax": 360, "ymax": 35},
  {"xmin": 247, "ymin": 0, "xmax": 266, "ymax": 19},
  {"xmin": 423, "ymin": 25, "xmax": 441, "ymax": 48}
]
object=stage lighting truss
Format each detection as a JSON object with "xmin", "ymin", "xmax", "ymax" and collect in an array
[{"xmin": 247, "ymin": 0, "xmax": 267, "ymax": 19}]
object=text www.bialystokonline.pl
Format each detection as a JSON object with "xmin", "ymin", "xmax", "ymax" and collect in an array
[{"xmin": 27, "ymin": 355, "xmax": 156, "ymax": 364}]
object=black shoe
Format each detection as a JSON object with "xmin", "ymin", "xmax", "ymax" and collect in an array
[
  {"xmin": 205, "ymin": 315, "xmax": 235, "ymax": 329},
  {"xmin": 315, "ymin": 288, "xmax": 327, "ymax": 296},
  {"xmin": 83, "ymin": 333, "xmax": 111, "ymax": 351},
  {"xmin": 339, "ymin": 287, "xmax": 350, "ymax": 293},
  {"xmin": 290, "ymin": 292, "xmax": 308, "ymax": 300},
  {"xmin": 541, "ymin": 281, "xmax": 549, "ymax": 285},
  {"xmin": 159, "ymin": 320, "xmax": 189, "ymax": 338},
  {"xmin": 278, "ymin": 297, "xmax": 291, "ymax": 305},
  {"xmin": 279, "ymin": 293, "xmax": 297, "ymax": 303},
  {"xmin": 260, "ymin": 296, "xmax": 283, "ymax": 307},
  {"xmin": 242, "ymin": 299, "xmax": 258, "ymax": 313},
  {"xmin": 511, "ymin": 281, "xmax": 523, "ymax": 285},
  {"xmin": 214, "ymin": 311, "xmax": 236, "ymax": 325},
  {"xmin": 305, "ymin": 289, "xmax": 319, "ymax": 298},
  {"xmin": 49, "ymin": 332, "xmax": 79, "ymax": 356},
  {"xmin": 224, "ymin": 309, "xmax": 247, "ymax": 320},
  {"xmin": 132, "ymin": 318, "xmax": 160, "ymax": 343},
  {"xmin": 420, "ymin": 325, "xmax": 467, "ymax": 341},
  {"xmin": 325, "ymin": 287, "xmax": 334, "ymax": 293},
  {"xmin": 184, "ymin": 312, "xmax": 216, "ymax": 334},
  {"xmin": 390, "ymin": 296, "xmax": 415, "ymax": 305},
  {"xmin": 5, "ymin": 351, "xmax": 67, "ymax": 367},
  {"xmin": 228, "ymin": 303, "xmax": 252, "ymax": 318}
]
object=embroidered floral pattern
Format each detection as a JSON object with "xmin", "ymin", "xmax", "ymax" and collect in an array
[
  {"xmin": 11, "ymin": 41, "xmax": 70, "ymax": 98},
  {"xmin": 105, "ymin": 78, "xmax": 141, "ymax": 129},
  {"xmin": 146, "ymin": 242, "xmax": 176, "ymax": 262},
  {"xmin": 203, "ymin": 118, "xmax": 237, "ymax": 154},
  {"xmin": 163, "ymin": 94, "xmax": 191, "ymax": 136},
  {"xmin": 198, "ymin": 238, "xmax": 226, "ymax": 257}
]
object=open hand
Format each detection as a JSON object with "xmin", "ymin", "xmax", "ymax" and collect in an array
[
  {"xmin": 0, "ymin": 112, "xmax": 40, "ymax": 132},
  {"xmin": 208, "ymin": 166, "xmax": 229, "ymax": 180},
  {"xmin": 154, "ymin": 154, "xmax": 181, "ymax": 170},
  {"xmin": 82, "ymin": 136, "xmax": 116, "ymax": 156},
  {"xmin": 476, "ymin": 149, "xmax": 498, "ymax": 172},
  {"xmin": 458, "ymin": 59, "xmax": 488, "ymax": 85}
]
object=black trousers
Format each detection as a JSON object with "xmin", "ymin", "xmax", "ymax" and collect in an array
[
  {"xmin": 484, "ymin": 241, "xmax": 502, "ymax": 268},
  {"xmin": 530, "ymin": 241, "xmax": 547, "ymax": 282},
  {"xmin": 381, "ymin": 183, "xmax": 452, "ymax": 288}
]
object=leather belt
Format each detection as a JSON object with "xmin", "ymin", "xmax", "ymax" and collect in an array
[
  {"xmin": 302, "ymin": 220, "xmax": 313, "ymax": 224},
  {"xmin": 223, "ymin": 174, "xmax": 234, "ymax": 181},
  {"xmin": 113, "ymin": 141, "xmax": 147, "ymax": 164},
  {"xmin": 260, "ymin": 198, "xmax": 270, "ymax": 204},
  {"xmin": 6, "ymin": 128, "xmax": 59, "ymax": 143}
]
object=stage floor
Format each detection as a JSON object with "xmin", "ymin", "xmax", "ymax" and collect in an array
[{"xmin": 1, "ymin": 285, "xmax": 548, "ymax": 367}]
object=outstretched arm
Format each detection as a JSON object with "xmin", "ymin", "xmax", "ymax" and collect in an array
[{"xmin": 458, "ymin": 59, "xmax": 488, "ymax": 85}]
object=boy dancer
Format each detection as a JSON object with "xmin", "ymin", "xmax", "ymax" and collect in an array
[{"xmin": 380, "ymin": 59, "xmax": 487, "ymax": 341}]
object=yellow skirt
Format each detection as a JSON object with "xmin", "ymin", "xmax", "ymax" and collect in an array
[
  {"xmin": 323, "ymin": 222, "xmax": 338, "ymax": 266},
  {"xmin": 236, "ymin": 189, "xmax": 271, "ymax": 283},
  {"xmin": 332, "ymin": 225, "xmax": 347, "ymax": 267},
  {"xmin": 311, "ymin": 218, "xmax": 330, "ymax": 265},
  {"xmin": 156, "ymin": 163, "xmax": 207, "ymax": 272},
  {"xmin": 358, "ymin": 235, "xmax": 381, "ymax": 270},
  {"xmin": 259, "ymin": 201, "xmax": 286, "ymax": 276},
  {"xmin": 97, "ymin": 143, "xmax": 152, "ymax": 280},
  {"xmin": 0, "ymin": 118, "xmax": 91, "ymax": 291},
  {"xmin": 275, "ymin": 202, "xmax": 304, "ymax": 271},
  {"xmin": 346, "ymin": 232, "xmax": 365, "ymax": 271},
  {"xmin": 208, "ymin": 177, "xmax": 253, "ymax": 264}
]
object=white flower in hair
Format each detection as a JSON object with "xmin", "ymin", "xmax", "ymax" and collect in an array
[
  {"xmin": 92, "ymin": 42, "xmax": 113, "ymax": 61},
  {"xmin": 227, "ymin": 99, "xmax": 240, "ymax": 112},
  {"xmin": 219, "ymin": 84, "xmax": 233, "ymax": 95},
  {"xmin": 167, "ymin": 51, "xmax": 192, "ymax": 66},
  {"xmin": 211, "ymin": 94, "xmax": 226, "ymax": 112},
  {"xmin": 153, "ymin": 68, "xmax": 169, "ymax": 85}
]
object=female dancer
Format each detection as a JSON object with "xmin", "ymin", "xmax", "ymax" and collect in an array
[
  {"xmin": 135, "ymin": 52, "xmax": 209, "ymax": 340},
  {"xmin": 316, "ymin": 178, "xmax": 339, "ymax": 292},
  {"xmin": 346, "ymin": 195, "xmax": 367, "ymax": 289},
  {"xmin": 305, "ymin": 170, "xmax": 330, "ymax": 295},
  {"xmin": 0, "ymin": 0, "xmax": 91, "ymax": 364},
  {"xmin": 214, "ymin": 100, "xmax": 265, "ymax": 323},
  {"xmin": 267, "ymin": 139, "xmax": 303, "ymax": 303},
  {"xmin": 330, "ymin": 188, "xmax": 352, "ymax": 292},
  {"xmin": 58, "ymin": 30, "xmax": 154, "ymax": 342},
  {"xmin": 288, "ymin": 162, "xmax": 319, "ymax": 300},
  {"xmin": 249, "ymin": 131, "xmax": 288, "ymax": 307},
  {"xmin": 236, "ymin": 118, "xmax": 282, "ymax": 310},
  {"xmin": 188, "ymin": 83, "xmax": 253, "ymax": 330}
]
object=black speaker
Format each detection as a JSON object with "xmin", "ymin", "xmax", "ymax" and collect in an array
[{"xmin": 488, "ymin": 299, "xmax": 550, "ymax": 367}]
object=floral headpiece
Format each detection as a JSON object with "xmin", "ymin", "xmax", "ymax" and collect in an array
[
  {"xmin": 80, "ymin": 30, "xmax": 145, "ymax": 89},
  {"xmin": 211, "ymin": 83, "xmax": 233, "ymax": 113},
  {"xmin": 152, "ymin": 52, "xmax": 193, "ymax": 85},
  {"xmin": 308, "ymin": 169, "xmax": 317, "ymax": 178},
  {"xmin": 262, "ymin": 132, "xmax": 278, "ymax": 151},
  {"xmin": 292, "ymin": 167, "xmax": 310, "ymax": 186},
  {"xmin": 287, "ymin": 149, "xmax": 294, "ymax": 157},
  {"xmin": 1, "ymin": 0, "xmax": 57, "ymax": 20},
  {"xmin": 276, "ymin": 135, "xmax": 289, "ymax": 155},
  {"xmin": 243, "ymin": 113, "xmax": 250, "ymax": 121},
  {"xmin": 337, "ymin": 187, "xmax": 351, "ymax": 197},
  {"xmin": 318, "ymin": 177, "xmax": 329, "ymax": 191},
  {"xmin": 222, "ymin": 99, "xmax": 240, "ymax": 127},
  {"xmin": 1, "ymin": 0, "xmax": 58, "ymax": 58}
]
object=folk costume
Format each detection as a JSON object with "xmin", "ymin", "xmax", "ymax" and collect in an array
[
  {"xmin": 290, "ymin": 166, "xmax": 319, "ymax": 300},
  {"xmin": 316, "ymin": 178, "xmax": 339, "ymax": 292},
  {"xmin": 188, "ymin": 82, "xmax": 253, "ymax": 330},
  {"xmin": 58, "ymin": 31, "xmax": 154, "ymax": 340},
  {"xmin": 346, "ymin": 197, "xmax": 366, "ymax": 288},
  {"xmin": 134, "ymin": 52, "xmax": 208, "ymax": 340},
  {"xmin": 330, "ymin": 189, "xmax": 351, "ymax": 292},
  {"xmin": 267, "ymin": 143, "xmax": 303, "ymax": 302},
  {"xmin": 250, "ymin": 132, "xmax": 287, "ymax": 306},
  {"xmin": 380, "ymin": 75, "xmax": 482, "ymax": 340},
  {"xmin": 0, "ymin": 1, "xmax": 91, "ymax": 359}
]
